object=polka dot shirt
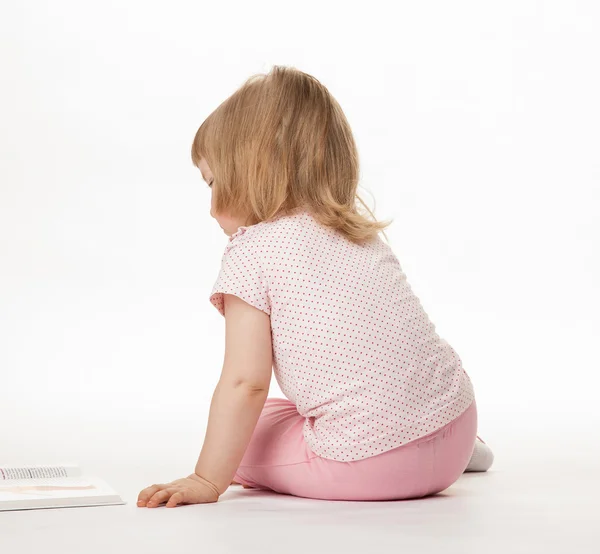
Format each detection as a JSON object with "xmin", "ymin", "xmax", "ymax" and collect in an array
[{"xmin": 210, "ymin": 209, "xmax": 475, "ymax": 462}]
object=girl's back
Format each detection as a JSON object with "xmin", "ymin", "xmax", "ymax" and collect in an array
[{"xmin": 210, "ymin": 208, "xmax": 475, "ymax": 462}]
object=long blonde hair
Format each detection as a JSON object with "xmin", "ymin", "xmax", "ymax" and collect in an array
[{"xmin": 191, "ymin": 65, "xmax": 391, "ymax": 243}]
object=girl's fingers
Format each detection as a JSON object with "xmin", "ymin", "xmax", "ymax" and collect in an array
[
  {"xmin": 138, "ymin": 480, "xmax": 216, "ymax": 508},
  {"xmin": 165, "ymin": 491, "xmax": 185, "ymax": 508},
  {"xmin": 137, "ymin": 484, "xmax": 165, "ymax": 505},
  {"xmin": 146, "ymin": 488, "xmax": 175, "ymax": 507}
]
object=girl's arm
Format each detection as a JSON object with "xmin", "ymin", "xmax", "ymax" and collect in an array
[{"xmin": 193, "ymin": 294, "xmax": 272, "ymax": 495}]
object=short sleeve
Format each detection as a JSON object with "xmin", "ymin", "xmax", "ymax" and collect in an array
[{"xmin": 210, "ymin": 232, "xmax": 271, "ymax": 317}]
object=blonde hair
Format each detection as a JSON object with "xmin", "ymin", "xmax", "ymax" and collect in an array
[{"xmin": 190, "ymin": 65, "xmax": 391, "ymax": 244}]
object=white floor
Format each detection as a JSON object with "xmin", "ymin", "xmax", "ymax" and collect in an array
[{"xmin": 1, "ymin": 439, "xmax": 599, "ymax": 554}]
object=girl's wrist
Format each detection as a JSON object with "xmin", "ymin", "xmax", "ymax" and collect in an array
[{"xmin": 189, "ymin": 472, "xmax": 222, "ymax": 498}]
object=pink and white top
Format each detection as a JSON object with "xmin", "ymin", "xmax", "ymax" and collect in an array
[{"xmin": 210, "ymin": 209, "xmax": 475, "ymax": 462}]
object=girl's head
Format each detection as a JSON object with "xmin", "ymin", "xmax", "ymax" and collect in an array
[{"xmin": 191, "ymin": 65, "xmax": 390, "ymax": 243}]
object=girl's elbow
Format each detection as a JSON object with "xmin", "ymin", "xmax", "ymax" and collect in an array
[{"xmin": 230, "ymin": 378, "xmax": 269, "ymax": 395}]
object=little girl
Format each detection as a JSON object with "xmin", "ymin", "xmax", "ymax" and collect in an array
[{"xmin": 137, "ymin": 66, "xmax": 493, "ymax": 509}]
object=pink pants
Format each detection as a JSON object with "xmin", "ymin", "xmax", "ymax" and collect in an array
[{"xmin": 234, "ymin": 398, "xmax": 478, "ymax": 501}]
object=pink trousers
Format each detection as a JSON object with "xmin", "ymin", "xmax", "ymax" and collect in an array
[{"xmin": 234, "ymin": 398, "xmax": 478, "ymax": 501}]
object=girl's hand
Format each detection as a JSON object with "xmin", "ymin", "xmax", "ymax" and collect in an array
[{"xmin": 137, "ymin": 473, "xmax": 220, "ymax": 508}]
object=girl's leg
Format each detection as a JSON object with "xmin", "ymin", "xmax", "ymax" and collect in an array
[
  {"xmin": 424, "ymin": 399, "xmax": 479, "ymax": 495},
  {"xmin": 234, "ymin": 398, "xmax": 480, "ymax": 501},
  {"xmin": 233, "ymin": 398, "xmax": 319, "ymax": 490}
]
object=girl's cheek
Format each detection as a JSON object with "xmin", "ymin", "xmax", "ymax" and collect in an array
[{"xmin": 210, "ymin": 192, "xmax": 217, "ymax": 218}]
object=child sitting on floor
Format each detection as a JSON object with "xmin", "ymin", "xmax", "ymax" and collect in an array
[{"xmin": 138, "ymin": 65, "xmax": 493, "ymax": 509}]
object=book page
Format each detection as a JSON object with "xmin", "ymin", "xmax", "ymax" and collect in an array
[
  {"xmin": 0, "ymin": 466, "xmax": 123, "ymax": 510},
  {"xmin": 0, "ymin": 466, "xmax": 96, "ymax": 502},
  {"xmin": 0, "ymin": 478, "xmax": 98, "ymax": 500},
  {"xmin": 0, "ymin": 465, "xmax": 81, "ymax": 480},
  {"xmin": 0, "ymin": 476, "xmax": 119, "ymax": 505}
]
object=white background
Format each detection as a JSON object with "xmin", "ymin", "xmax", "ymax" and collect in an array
[{"xmin": 1, "ymin": 0, "xmax": 599, "ymax": 484}]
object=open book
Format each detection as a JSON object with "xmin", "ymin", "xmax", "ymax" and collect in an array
[{"xmin": 0, "ymin": 465, "xmax": 125, "ymax": 511}]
